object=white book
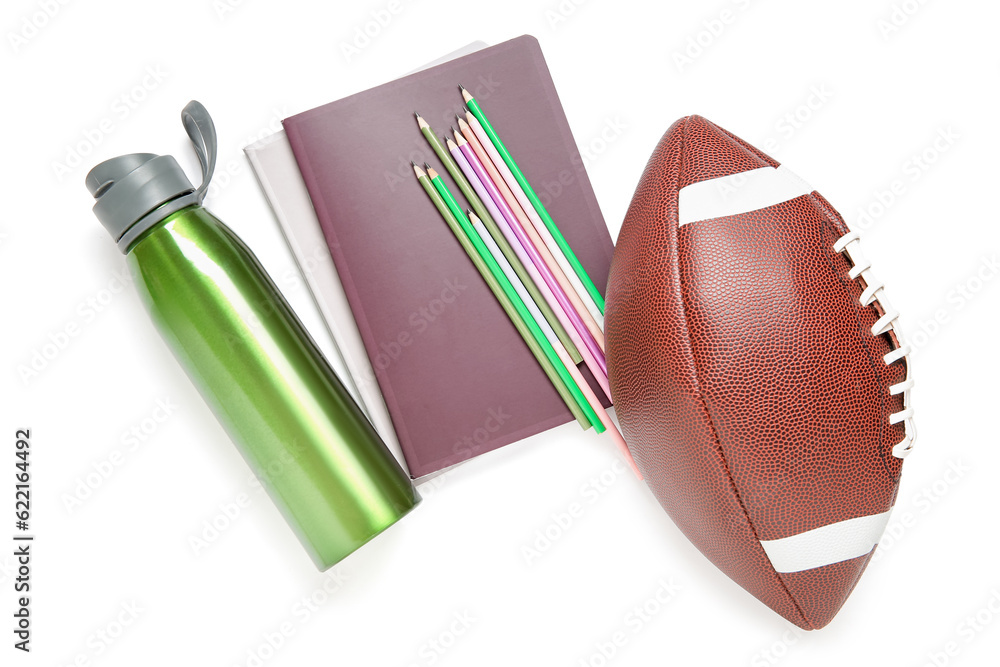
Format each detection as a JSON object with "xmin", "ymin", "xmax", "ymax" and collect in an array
[{"xmin": 243, "ymin": 42, "xmax": 488, "ymax": 478}]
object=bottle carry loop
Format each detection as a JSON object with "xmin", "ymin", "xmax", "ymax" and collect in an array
[
  {"xmin": 86, "ymin": 101, "xmax": 220, "ymax": 253},
  {"xmin": 181, "ymin": 100, "xmax": 217, "ymax": 204}
]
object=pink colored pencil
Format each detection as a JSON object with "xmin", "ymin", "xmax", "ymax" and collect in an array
[
  {"xmin": 455, "ymin": 124, "xmax": 607, "ymax": 378},
  {"xmin": 470, "ymin": 210, "xmax": 637, "ymax": 476},
  {"xmin": 458, "ymin": 116, "xmax": 606, "ymax": 352},
  {"xmin": 450, "ymin": 133, "xmax": 610, "ymax": 396},
  {"xmin": 464, "ymin": 111, "xmax": 605, "ymax": 330},
  {"xmin": 449, "ymin": 135, "xmax": 609, "ymax": 399}
]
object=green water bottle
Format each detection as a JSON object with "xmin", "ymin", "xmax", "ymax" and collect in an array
[{"xmin": 84, "ymin": 101, "xmax": 419, "ymax": 570}]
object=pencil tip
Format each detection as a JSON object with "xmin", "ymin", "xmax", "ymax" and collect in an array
[
  {"xmin": 410, "ymin": 160, "xmax": 416, "ymax": 166},
  {"xmin": 423, "ymin": 162, "xmax": 432, "ymax": 170},
  {"xmin": 458, "ymin": 83, "xmax": 466, "ymax": 91}
]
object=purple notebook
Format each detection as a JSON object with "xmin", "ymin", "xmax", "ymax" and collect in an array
[{"xmin": 284, "ymin": 35, "xmax": 613, "ymax": 478}]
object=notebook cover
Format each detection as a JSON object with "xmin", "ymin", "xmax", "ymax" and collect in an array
[
  {"xmin": 284, "ymin": 35, "xmax": 614, "ymax": 478},
  {"xmin": 244, "ymin": 43, "xmax": 490, "ymax": 477}
]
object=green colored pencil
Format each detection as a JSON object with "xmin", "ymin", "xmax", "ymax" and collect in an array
[
  {"xmin": 460, "ymin": 86, "xmax": 606, "ymax": 314},
  {"xmin": 414, "ymin": 112, "xmax": 583, "ymax": 365},
  {"xmin": 424, "ymin": 165, "xmax": 603, "ymax": 433},
  {"xmin": 413, "ymin": 164, "xmax": 595, "ymax": 431}
]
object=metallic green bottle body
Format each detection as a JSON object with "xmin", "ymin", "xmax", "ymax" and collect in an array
[{"xmin": 126, "ymin": 204, "xmax": 419, "ymax": 570}]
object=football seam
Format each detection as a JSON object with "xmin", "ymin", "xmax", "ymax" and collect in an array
[
  {"xmin": 807, "ymin": 192, "xmax": 897, "ymax": 477},
  {"xmin": 674, "ymin": 116, "xmax": 814, "ymax": 631}
]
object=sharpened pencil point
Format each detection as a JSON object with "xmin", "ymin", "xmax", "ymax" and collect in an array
[
  {"xmin": 427, "ymin": 166, "xmax": 439, "ymax": 179},
  {"xmin": 423, "ymin": 162, "xmax": 432, "ymax": 170},
  {"xmin": 412, "ymin": 163, "xmax": 425, "ymax": 178}
]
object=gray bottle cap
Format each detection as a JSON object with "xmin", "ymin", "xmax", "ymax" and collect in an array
[{"xmin": 85, "ymin": 101, "xmax": 218, "ymax": 252}]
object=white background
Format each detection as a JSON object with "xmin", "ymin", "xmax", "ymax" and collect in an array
[{"xmin": 1, "ymin": 0, "xmax": 997, "ymax": 665}]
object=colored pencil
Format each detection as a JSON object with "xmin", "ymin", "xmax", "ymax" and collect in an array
[
  {"xmin": 461, "ymin": 85, "xmax": 606, "ymax": 315},
  {"xmin": 449, "ymin": 135, "xmax": 572, "ymax": 353},
  {"xmin": 421, "ymin": 165, "xmax": 602, "ymax": 432},
  {"xmin": 455, "ymin": 125, "xmax": 608, "ymax": 379},
  {"xmin": 458, "ymin": 115, "xmax": 605, "ymax": 351},
  {"xmin": 467, "ymin": 211, "xmax": 568, "ymax": 367},
  {"xmin": 414, "ymin": 113, "xmax": 583, "ymax": 365},
  {"xmin": 469, "ymin": 210, "xmax": 637, "ymax": 474},
  {"xmin": 451, "ymin": 132, "xmax": 611, "ymax": 399},
  {"xmin": 463, "ymin": 111, "xmax": 604, "ymax": 328},
  {"xmin": 413, "ymin": 163, "xmax": 591, "ymax": 430}
]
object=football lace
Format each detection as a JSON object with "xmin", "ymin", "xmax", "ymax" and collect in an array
[{"xmin": 833, "ymin": 231, "xmax": 916, "ymax": 459}]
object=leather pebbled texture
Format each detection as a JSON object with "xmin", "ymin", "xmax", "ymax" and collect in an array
[{"xmin": 605, "ymin": 116, "xmax": 906, "ymax": 629}]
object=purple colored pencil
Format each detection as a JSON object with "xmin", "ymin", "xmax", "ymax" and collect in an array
[
  {"xmin": 454, "ymin": 136, "xmax": 606, "ymax": 376},
  {"xmin": 449, "ymin": 136, "xmax": 610, "ymax": 396}
]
